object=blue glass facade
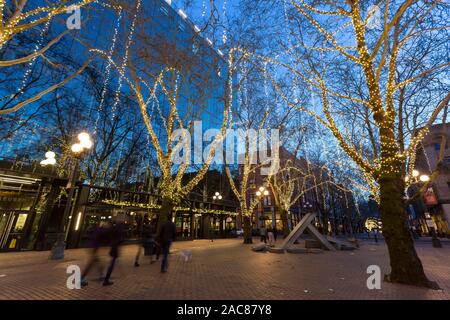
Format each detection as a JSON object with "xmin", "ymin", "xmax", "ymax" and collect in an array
[{"xmin": 0, "ymin": 0, "xmax": 230, "ymax": 177}]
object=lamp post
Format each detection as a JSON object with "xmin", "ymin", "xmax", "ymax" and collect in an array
[
  {"xmin": 302, "ymin": 201, "xmax": 313, "ymax": 215},
  {"xmin": 405, "ymin": 169, "xmax": 441, "ymax": 248},
  {"xmin": 50, "ymin": 132, "xmax": 93, "ymax": 260},
  {"xmin": 256, "ymin": 186, "xmax": 269, "ymax": 228}
]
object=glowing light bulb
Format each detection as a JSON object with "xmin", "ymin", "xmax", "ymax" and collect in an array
[
  {"xmin": 412, "ymin": 170, "xmax": 419, "ymax": 177},
  {"xmin": 80, "ymin": 139, "xmax": 93, "ymax": 149},
  {"xmin": 419, "ymin": 175, "xmax": 430, "ymax": 182},
  {"xmin": 71, "ymin": 143, "xmax": 83, "ymax": 153},
  {"xmin": 78, "ymin": 132, "xmax": 90, "ymax": 142},
  {"xmin": 45, "ymin": 151, "xmax": 56, "ymax": 159}
]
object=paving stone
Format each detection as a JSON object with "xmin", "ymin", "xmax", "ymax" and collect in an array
[{"xmin": 0, "ymin": 238, "xmax": 448, "ymax": 300}]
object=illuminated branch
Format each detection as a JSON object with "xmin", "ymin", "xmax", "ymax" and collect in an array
[
  {"xmin": 1, "ymin": 0, "xmax": 98, "ymax": 48},
  {"xmin": 0, "ymin": 31, "xmax": 68, "ymax": 67},
  {"xmin": 0, "ymin": 58, "xmax": 93, "ymax": 115},
  {"xmin": 291, "ymin": 0, "xmax": 359, "ymax": 63}
]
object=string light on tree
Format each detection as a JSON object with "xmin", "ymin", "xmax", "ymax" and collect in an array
[{"xmin": 94, "ymin": 8, "xmax": 123, "ymax": 136}]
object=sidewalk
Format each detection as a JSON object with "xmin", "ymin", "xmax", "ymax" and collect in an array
[{"xmin": 0, "ymin": 238, "xmax": 449, "ymax": 300}]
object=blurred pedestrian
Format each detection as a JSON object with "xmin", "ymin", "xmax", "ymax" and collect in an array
[
  {"xmin": 267, "ymin": 227, "xmax": 275, "ymax": 246},
  {"xmin": 157, "ymin": 212, "xmax": 177, "ymax": 273},
  {"xmin": 81, "ymin": 221, "xmax": 112, "ymax": 287},
  {"xmin": 135, "ymin": 222, "xmax": 155, "ymax": 266},
  {"xmin": 273, "ymin": 226, "xmax": 278, "ymax": 241},
  {"xmin": 259, "ymin": 225, "xmax": 267, "ymax": 243},
  {"xmin": 103, "ymin": 219, "xmax": 125, "ymax": 286}
]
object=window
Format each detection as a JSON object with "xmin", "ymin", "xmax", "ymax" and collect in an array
[
  {"xmin": 178, "ymin": 22, "xmax": 186, "ymax": 32},
  {"xmin": 444, "ymin": 156, "xmax": 450, "ymax": 165},
  {"xmin": 434, "ymin": 142, "xmax": 449, "ymax": 151},
  {"xmin": 192, "ymin": 41, "xmax": 199, "ymax": 54},
  {"xmin": 160, "ymin": 6, "xmax": 169, "ymax": 16}
]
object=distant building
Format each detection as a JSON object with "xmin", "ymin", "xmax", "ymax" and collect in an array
[
  {"xmin": 240, "ymin": 147, "xmax": 358, "ymax": 234},
  {"xmin": 413, "ymin": 122, "xmax": 450, "ymax": 235}
]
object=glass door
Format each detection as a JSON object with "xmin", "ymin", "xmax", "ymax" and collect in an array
[{"xmin": 0, "ymin": 211, "xmax": 28, "ymax": 250}]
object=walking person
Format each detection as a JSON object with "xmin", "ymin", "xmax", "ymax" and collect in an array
[
  {"xmin": 135, "ymin": 222, "xmax": 154, "ymax": 266},
  {"xmin": 273, "ymin": 226, "xmax": 278, "ymax": 241},
  {"xmin": 267, "ymin": 226, "xmax": 275, "ymax": 247},
  {"xmin": 157, "ymin": 212, "xmax": 177, "ymax": 273},
  {"xmin": 259, "ymin": 224, "xmax": 267, "ymax": 243},
  {"xmin": 81, "ymin": 221, "xmax": 111, "ymax": 287},
  {"xmin": 102, "ymin": 219, "xmax": 125, "ymax": 286}
]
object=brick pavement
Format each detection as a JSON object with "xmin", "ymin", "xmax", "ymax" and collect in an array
[{"xmin": 0, "ymin": 238, "xmax": 449, "ymax": 300}]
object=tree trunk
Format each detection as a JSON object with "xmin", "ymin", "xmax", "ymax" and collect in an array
[
  {"xmin": 280, "ymin": 209, "xmax": 290, "ymax": 237},
  {"xmin": 243, "ymin": 215, "xmax": 253, "ymax": 244},
  {"xmin": 379, "ymin": 173, "xmax": 437, "ymax": 288},
  {"xmin": 157, "ymin": 196, "xmax": 174, "ymax": 233}
]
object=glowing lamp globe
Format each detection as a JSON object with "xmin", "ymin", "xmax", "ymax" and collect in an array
[
  {"xmin": 78, "ymin": 132, "xmax": 90, "ymax": 142},
  {"xmin": 80, "ymin": 139, "xmax": 93, "ymax": 149},
  {"xmin": 71, "ymin": 143, "xmax": 83, "ymax": 153},
  {"xmin": 45, "ymin": 151, "xmax": 56, "ymax": 159}
]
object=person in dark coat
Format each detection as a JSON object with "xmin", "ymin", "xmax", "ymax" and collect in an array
[
  {"xmin": 102, "ymin": 221, "xmax": 124, "ymax": 286},
  {"xmin": 157, "ymin": 213, "xmax": 177, "ymax": 273},
  {"xmin": 81, "ymin": 221, "xmax": 112, "ymax": 287},
  {"xmin": 273, "ymin": 226, "xmax": 278, "ymax": 241},
  {"xmin": 135, "ymin": 223, "xmax": 154, "ymax": 267}
]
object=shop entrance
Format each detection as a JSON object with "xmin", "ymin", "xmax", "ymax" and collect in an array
[
  {"xmin": 0, "ymin": 210, "xmax": 28, "ymax": 251},
  {"xmin": 175, "ymin": 213, "xmax": 192, "ymax": 240}
]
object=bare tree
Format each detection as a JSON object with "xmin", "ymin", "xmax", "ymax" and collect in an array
[
  {"xmin": 0, "ymin": 0, "xmax": 103, "ymax": 115},
  {"xmin": 246, "ymin": 0, "xmax": 449, "ymax": 287}
]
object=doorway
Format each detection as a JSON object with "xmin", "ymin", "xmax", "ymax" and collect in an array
[{"xmin": 0, "ymin": 210, "xmax": 28, "ymax": 251}]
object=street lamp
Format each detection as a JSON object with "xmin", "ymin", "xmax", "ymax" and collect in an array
[
  {"xmin": 302, "ymin": 201, "xmax": 313, "ymax": 212},
  {"xmin": 256, "ymin": 186, "xmax": 269, "ymax": 228},
  {"xmin": 406, "ymin": 170, "xmax": 429, "ymax": 184},
  {"xmin": 50, "ymin": 132, "xmax": 93, "ymax": 260},
  {"xmin": 40, "ymin": 151, "xmax": 56, "ymax": 166},
  {"xmin": 213, "ymin": 191, "xmax": 222, "ymax": 201}
]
